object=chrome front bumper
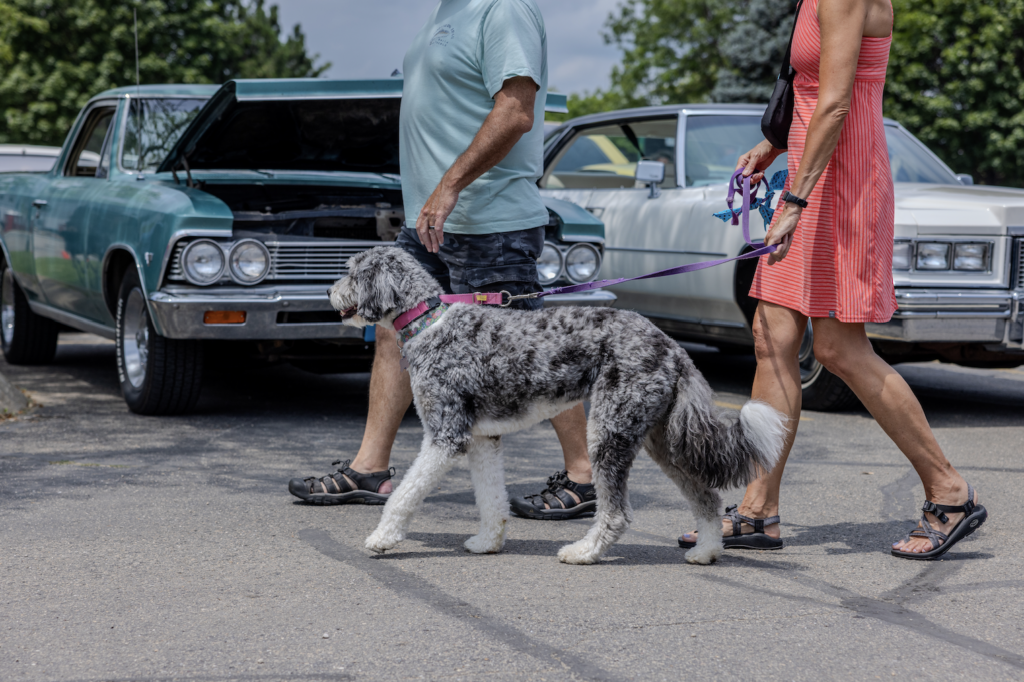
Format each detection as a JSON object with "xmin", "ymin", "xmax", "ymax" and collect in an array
[
  {"xmin": 865, "ymin": 288, "xmax": 1024, "ymax": 349},
  {"xmin": 147, "ymin": 285, "xmax": 617, "ymax": 340}
]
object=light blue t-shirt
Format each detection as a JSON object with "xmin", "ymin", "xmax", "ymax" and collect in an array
[{"xmin": 400, "ymin": 0, "xmax": 549, "ymax": 235}]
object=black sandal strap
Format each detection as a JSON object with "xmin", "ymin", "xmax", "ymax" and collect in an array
[
  {"xmin": 336, "ymin": 460, "xmax": 396, "ymax": 494},
  {"xmin": 724, "ymin": 504, "xmax": 780, "ymax": 535},
  {"xmin": 921, "ymin": 482, "xmax": 975, "ymax": 523},
  {"xmin": 525, "ymin": 471, "xmax": 595, "ymax": 511}
]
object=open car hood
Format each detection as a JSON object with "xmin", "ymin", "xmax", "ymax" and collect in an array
[{"xmin": 156, "ymin": 79, "xmax": 403, "ymax": 175}]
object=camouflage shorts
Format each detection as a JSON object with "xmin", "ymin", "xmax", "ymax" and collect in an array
[{"xmin": 394, "ymin": 226, "xmax": 545, "ymax": 311}]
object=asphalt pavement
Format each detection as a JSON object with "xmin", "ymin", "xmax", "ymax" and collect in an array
[{"xmin": 1, "ymin": 333, "xmax": 1022, "ymax": 682}]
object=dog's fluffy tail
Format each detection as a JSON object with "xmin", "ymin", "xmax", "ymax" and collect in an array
[{"xmin": 666, "ymin": 372, "xmax": 787, "ymax": 490}]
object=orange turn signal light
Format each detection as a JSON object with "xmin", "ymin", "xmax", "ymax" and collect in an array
[{"xmin": 203, "ymin": 310, "xmax": 246, "ymax": 325}]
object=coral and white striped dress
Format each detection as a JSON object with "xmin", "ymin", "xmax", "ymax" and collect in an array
[{"xmin": 749, "ymin": 0, "xmax": 897, "ymax": 323}]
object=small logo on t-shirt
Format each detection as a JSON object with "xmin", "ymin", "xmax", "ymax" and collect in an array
[{"xmin": 430, "ymin": 23, "xmax": 455, "ymax": 46}]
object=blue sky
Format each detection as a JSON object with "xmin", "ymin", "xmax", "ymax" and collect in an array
[{"xmin": 272, "ymin": 0, "xmax": 624, "ymax": 95}]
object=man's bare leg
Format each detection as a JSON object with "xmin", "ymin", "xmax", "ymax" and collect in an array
[
  {"xmin": 347, "ymin": 326, "xmax": 413, "ymax": 493},
  {"xmin": 552, "ymin": 403, "xmax": 592, "ymax": 485}
]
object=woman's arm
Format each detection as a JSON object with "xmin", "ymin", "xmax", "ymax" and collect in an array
[{"xmin": 765, "ymin": 0, "xmax": 873, "ymax": 263}]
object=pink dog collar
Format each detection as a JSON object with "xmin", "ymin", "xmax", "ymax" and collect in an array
[{"xmin": 394, "ymin": 292, "xmax": 505, "ymax": 332}]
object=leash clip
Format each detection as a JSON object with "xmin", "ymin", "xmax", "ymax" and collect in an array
[{"xmin": 501, "ymin": 290, "xmax": 537, "ymax": 307}]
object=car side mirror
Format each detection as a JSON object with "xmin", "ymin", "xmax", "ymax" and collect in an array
[
  {"xmin": 635, "ymin": 159, "xmax": 665, "ymax": 199},
  {"xmin": 956, "ymin": 174, "xmax": 974, "ymax": 186}
]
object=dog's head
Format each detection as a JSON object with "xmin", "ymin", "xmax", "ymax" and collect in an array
[{"xmin": 328, "ymin": 246, "xmax": 443, "ymax": 329}]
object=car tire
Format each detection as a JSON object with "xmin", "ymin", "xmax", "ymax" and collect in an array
[
  {"xmin": 116, "ymin": 268, "xmax": 204, "ymax": 415},
  {"xmin": 798, "ymin": 321, "xmax": 860, "ymax": 411},
  {"xmin": 1, "ymin": 259, "xmax": 59, "ymax": 365}
]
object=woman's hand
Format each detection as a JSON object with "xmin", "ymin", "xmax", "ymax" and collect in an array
[
  {"xmin": 736, "ymin": 140, "xmax": 785, "ymax": 185},
  {"xmin": 766, "ymin": 204, "xmax": 801, "ymax": 264}
]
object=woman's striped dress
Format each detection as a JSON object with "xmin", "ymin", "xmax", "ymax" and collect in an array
[{"xmin": 749, "ymin": 0, "xmax": 897, "ymax": 324}]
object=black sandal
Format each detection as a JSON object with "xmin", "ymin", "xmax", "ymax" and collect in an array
[
  {"xmin": 288, "ymin": 460, "xmax": 395, "ymax": 505},
  {"xmin": 509, "ymin": 470, "xmax": 597, "ymax": 520},
  {"xmin": 891, "ymin": 482, "xmax": 987, "ymax": 560},
  {"xmin": 678, "ymin": 504, "xmax": 784, "ymax": 550}
]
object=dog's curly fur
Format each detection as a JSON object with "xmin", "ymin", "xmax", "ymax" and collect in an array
[{"xmin": 329, "ymin": 247, "xmax": 787, "ymax": 565}]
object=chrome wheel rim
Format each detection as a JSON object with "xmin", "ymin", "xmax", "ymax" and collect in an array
[
  {"xmin": 1, "ymin": 267, "xmax": 15, "ymax": 348},
  {"xmin": 798, "ymin": 321, "xmax": 823, "ymax": 388},
  {"xmin": 122, "ymin": 288, "xmax": 149, "ymax": 389}
]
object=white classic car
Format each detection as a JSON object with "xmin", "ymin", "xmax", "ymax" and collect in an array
[{"xmin": 540, "ymin": 105, "xmax": 1024, "ymax": 410}]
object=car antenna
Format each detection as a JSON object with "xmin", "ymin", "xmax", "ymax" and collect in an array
[{"xmin": 134, "ymin": 6, "xmax": 144, "ymax": 179}]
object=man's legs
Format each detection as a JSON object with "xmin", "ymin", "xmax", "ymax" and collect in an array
[{"xmin": 346, "ymin": 325, "xmax": 413, "ymax": 493}]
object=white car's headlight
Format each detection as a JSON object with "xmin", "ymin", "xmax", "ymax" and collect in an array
[
  {"xmin": 915, "ymin": 242, "xmax": 950, "ymax": 270},
  {"xmin": 228, "ymin": 239, "xmax": 271, "ymax": 284},
  {"xmin": 953, "ymin": 243, "xmax": 989, "ymax": 271},
  {"xmin": 892, "ymin": 241, "xmax": 913, "ymax": 271},
  {"xmin": 181, "ymin": 239, "xmax": 226, "ymax": 285},
  {"xmin": 565, "ymin": 243, "xmax": 601, "ymax": 283},
  {"xmin": 537, "ymin": 243, "xmax": 563, "ymax": 285}
]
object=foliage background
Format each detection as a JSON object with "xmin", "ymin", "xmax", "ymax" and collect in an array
[
  {"xmin": 0, "ymin": 0, "xmax": 328, "ymax": 146},
  {"xmin": 550, "ymin": 0, "xmax": 1023, "ymax": 186}
]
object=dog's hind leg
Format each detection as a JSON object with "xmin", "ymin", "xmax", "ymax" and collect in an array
[
  {"xmin": 557, "ymin": 419, "xmax": 644, "ymax": 565},
  {"xmin": 365, "ymin": 436, "xmax": 458, "ymax": 554},
  {"xmin": 645, "ymin": 428, "xmax": 724, "ymax": 565},
  {"xmin": 464, "ymin": 436, "xmax": 509, "ymax": 554}
]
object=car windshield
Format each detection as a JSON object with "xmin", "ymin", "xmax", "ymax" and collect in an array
[
  {"xmin": 683, "ymin": 114, "xmax": 958, "ymax": 187},
  {"xmin": 885, "ymin": 125, "xmax": 959, "ymax": 184},
  {"xmin": 121, "ymin": 98, "xmax": 208, "ymax": 172},
  {"xmin": 0, "ymin": 154, "xmax": 56, "ymax": 173}
]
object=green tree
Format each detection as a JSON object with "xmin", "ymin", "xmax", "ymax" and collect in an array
[
  {"xmin": 0, "ymin": 0, "xmax": 329, "ymax": 146},
  {"xmin": 710, "ymin": 0, "xmax": 795, "ymax": 103},
  {"xmin": 885, "ymin": 0, "xmax": 1024, "ymax": 185}
]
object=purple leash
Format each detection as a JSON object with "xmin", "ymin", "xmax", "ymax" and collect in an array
[{"xmin": 516, "ymin": 170, "xmax": 778, "ymax": 302}]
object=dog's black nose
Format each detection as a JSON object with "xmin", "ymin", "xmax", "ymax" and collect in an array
[{"xmin": 326, "ymin": 288, "xmax": 331, "ymax": 295}]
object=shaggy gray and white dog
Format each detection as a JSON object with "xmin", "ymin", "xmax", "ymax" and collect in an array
[{"xmin": 329, "ymin": 247, "xmax": 786, "ymax": 565}]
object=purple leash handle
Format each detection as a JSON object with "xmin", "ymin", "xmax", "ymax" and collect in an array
[{"xmin": 536, "ymin": 170, "xmax": 777, "ymax": 298}]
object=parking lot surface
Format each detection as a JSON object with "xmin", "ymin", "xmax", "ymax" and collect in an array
[{"xmin": 1, "ymin": 333, "xmax": 1022, "ymax": 681}]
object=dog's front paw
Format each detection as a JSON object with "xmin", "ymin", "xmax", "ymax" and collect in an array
[
  {"xmin": 557, "ymin": 539, "xmax": 602, "ymax": 565},
  {"xmin": 684, "ymin": 544, "xmax": 722, "ymax": 565},
  {"xmin": 464, "ymin": 534, "xmax": 504, "ymax": 554},
  {"xmin": 365, "ymin": 529, "xmax": 402, "ymax": 554}
]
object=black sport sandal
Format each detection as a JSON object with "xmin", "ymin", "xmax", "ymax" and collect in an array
[
  {"xmin": 678, "ymin": 504, "xmax": 784, "ymax": 550},
  {"xmin": 891, "ymin": 482, "xmax": 987, "ymax": 560},
  {"xmin": 288, "ymin": 460, "xmax": 395, "ymax": 506},
  {"xmin": 509, "ymin": 470, "xmax": 597, "ymax": 520}
]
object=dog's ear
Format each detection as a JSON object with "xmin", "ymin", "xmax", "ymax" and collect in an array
[{"xmin": 355, "ymin": 261, "xmax": 400, "ymax": 323}]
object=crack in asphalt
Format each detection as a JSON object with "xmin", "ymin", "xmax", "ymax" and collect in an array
[{"xmin": 298, "ymin": 528, "xmax": 626, "ymax": 682}]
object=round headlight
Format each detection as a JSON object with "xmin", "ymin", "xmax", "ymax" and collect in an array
[
  {"xmin": 564, "ymin": 243, "xmax": 601, "ymax": 283},
  {"xmin": 537, "ymin": 242, "xmax": 563, "ymax": 285},
  {"xmin": 181, "ymin": 239, "xmax": 226, "ymax": 285},
  {"xmin": 228, "ymin": 239, "xmax": 270, "ymax": 284}
]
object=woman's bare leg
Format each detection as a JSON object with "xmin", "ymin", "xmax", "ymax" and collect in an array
[
  {"xmin": 681, "ymin": 301, "xmax": 805, "ymax": 543},
  {"xmin": 810, "ymin": 318, "xmax": 975, "ymax": 553}
]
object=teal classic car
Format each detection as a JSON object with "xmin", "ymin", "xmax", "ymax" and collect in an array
[{"xmin": 0, "ymin": 80, "xmax": 610, "ymax": 414}]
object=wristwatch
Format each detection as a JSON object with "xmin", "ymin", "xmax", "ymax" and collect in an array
[{"xmin": 781, "ymin": 191, "xmax": 808, "ymax": 208}]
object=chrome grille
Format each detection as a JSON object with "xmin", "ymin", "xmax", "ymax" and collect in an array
[
  {"xmin": 266, "ymin": 241, "xmax": 374, "ymax": 280},
  {"xmin": 165, "ymin": 239, "xmax": 379, "ymax": 283},
  {"xmin": 1017, "ymin": 238, "xmax": 1024, "ymax": 289}
]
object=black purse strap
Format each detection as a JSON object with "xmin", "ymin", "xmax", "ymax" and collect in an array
[{"xmin": 778, "ymin": 0, "xmax": 804, "ymax": 81}]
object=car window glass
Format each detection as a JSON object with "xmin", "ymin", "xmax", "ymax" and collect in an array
[
  {"xmin": 885, "ymin": 126, "xmax": 958, "ymax": 184},
  {"xmin": 542, "ymin": 118, "xmax": 677, "ymax": 189},
  {"xmin": 0, "ymin": 155, "xmax": 56, "ymax": 173},
  {"xmin": 684, "ymin": 115, "xmax": 788, "ymax": 187},
  {"xmin": 121, "ymin": 98, "xmax": 207, "ymax": 172},
  {"xmin": 65, "ymin": 108, "xmax": 116, "ymax": 178}
]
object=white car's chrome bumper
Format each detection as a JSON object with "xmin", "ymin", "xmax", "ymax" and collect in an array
[
  {"xmin": 865, "ymin": 288, "xmax": 1024, "ymax": 349},
  {"xmin": 148, "ymin": 285, "xmax": 617, "ymax": 340}
]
